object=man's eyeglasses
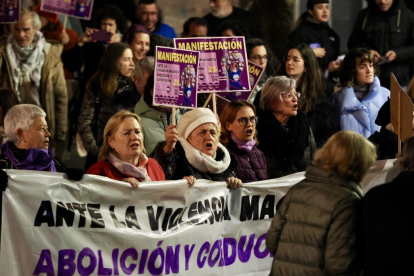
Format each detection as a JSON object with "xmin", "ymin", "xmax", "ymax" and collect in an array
[
  {"xmin": 250, "ymin": 55, "xmax": 268, "ymax": 61},
  {"xmin": 237, "ymin": 116, "xmax": 258, "ymax": 127},
  {"xmin": 282, "ymin": 92, "xmax": 301, "ymax": 100}
]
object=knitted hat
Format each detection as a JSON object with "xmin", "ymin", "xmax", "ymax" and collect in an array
[
  {"xmin": 177, "ymin": 108, "xmax": 218, "ymax": 139},
  {"xmin": 307, "ymin": 0, "xmax": 329, "ymax": 10},
  {"xmin": 375, "ymin": 98, "xmax": 391, "ymax": 127}
]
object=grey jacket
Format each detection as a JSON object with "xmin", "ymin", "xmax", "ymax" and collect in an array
[{"xmin": 266, "ymin": 164, "xmax": 363, "ymax": 276}]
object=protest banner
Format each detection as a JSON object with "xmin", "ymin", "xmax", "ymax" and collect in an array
[
  {"xmin": 153, "ymin": 46, "xmax": 200, "ymax": 108},
  {"xmin": 0, "ymin": 170, "xmax": 306, "ymax": 275},
  {"xmin": 217, "ymin": 61, "xmax": 264, "ymax": 102},
  {"xmin": 41, "ymin": 0, "xmax": 94, "ymax": 20},
  {"xmin": 0, "ymin": 0, "xmax": 19, "ymax": 23},
  {"xmin": 174, "ymin": 37, "xmax": 251, "ymax": 93}
]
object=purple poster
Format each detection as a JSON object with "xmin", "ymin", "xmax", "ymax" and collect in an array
[
  {"xmin": 41, "ymin": 0, "xmax": 94, "ymax": 20},
  {"xmin": 153, "ymin": 46, "xmax": 200, "ymax": 108},
  {"xmin": 174, "ymin": 37, "xmax": 251, "ymax": 93},
  {"xmin": 0, "ymin": 0, "xmax": 19, "ymax": 23},
  {"xmin": 217, "ymin": 61, "xmax": 264, "ymax": 102}
]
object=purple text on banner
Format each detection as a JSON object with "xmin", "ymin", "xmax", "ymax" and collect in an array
[
  {"xmin": 217, "ymin": 61, "xmax": 264, "ymax": 102},
  {"xmin": 41, "ymin": 0, "xmax": 94, "ymax": 20},
  {"xmin": 0, "ymin": 0, "xmax": 19, "ymax": 23},
  {"xmin": 174, "ymin": 37, "xmax": 251, "ymax": 93},
  {"xmin": 154, "ymin": 46, "xmax": 200, "ymax": 108}
]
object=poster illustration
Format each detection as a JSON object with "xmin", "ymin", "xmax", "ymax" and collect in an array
[
  {"xmin": 0, "ymin": 0, "xmax": 19, "ymax": 23},
  {"xmin": 174, "ymin": 37, "xmax": 251, "ymax": 93},
  {"xmin": 41, "ymin": 0, "xmax": 94, "ymax": 20},
  {"xmin": 217, "ymin": 61, "xmax": 264, "ymax": 102},
  {"xmin": 154, "ymin": 46, "xmax": 200, "ymax": 108}
]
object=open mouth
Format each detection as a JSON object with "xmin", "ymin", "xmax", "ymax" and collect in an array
[
  {"xmin": 130, "ymin": 142, "xmax": 140, "ymax": 149},
  {"xmin": 293, "ymin": 104, "xmax": 298, "ymax": 110},
  {"xmin": 246, "ymin": 129, "xmax": 253, "ymax": 134},
  {"xmin": 205, "ymin": 142, "xmax": 213, "ymax": 150}
]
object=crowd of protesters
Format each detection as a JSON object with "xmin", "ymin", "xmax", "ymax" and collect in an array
[{"xmin": 0, "ymin": 0, "xmax": 414, "ymax": 274}]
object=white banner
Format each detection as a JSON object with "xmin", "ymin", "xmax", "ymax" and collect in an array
[{"xmin": 0, "ymin": 170, "xmax": 305, "ymax": 276}]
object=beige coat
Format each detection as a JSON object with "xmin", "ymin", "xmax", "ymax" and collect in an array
[
  {"xmin": 0, "ymin": 39, "xmax": 68, "ymax": 141},
  {"xmin": 266, "ymin": 165, "xmax": 363, "ymax": 276}
]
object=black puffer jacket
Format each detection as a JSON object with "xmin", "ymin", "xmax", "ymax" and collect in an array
[
  {"xmin": 151, "ymin": 141, "xmax": 237, "ymax": 181},
  {"xmin": 289, "ymin": 19, "xmax": 340, "ymax": 72},
  {"xmin": 348, "ymin": 0, "xmax": 414, "ymax": 88}
]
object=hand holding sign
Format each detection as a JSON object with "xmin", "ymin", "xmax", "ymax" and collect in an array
[{"xmin": 163, "ymin": 124, "xmax": 178, "ymax": 154}]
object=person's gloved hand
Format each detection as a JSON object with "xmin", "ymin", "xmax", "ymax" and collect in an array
[
  {"xmin": 0, "ymin": 169, "xmax": 8, "ymax": 191},
  {"xmin": 64, "ymin": 168, "xmax": 84, "ymax": 181}
]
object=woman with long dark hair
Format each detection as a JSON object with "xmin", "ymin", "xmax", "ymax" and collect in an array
[
  {"xmin": 78, "ymin": 42, "xmax": 135, "ymax": 170},
  {"xmin": 277, "ymin": 43, "xmax": 336, "ymax": 147}
]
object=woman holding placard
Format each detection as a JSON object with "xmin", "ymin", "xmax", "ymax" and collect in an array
[{"xmin": 152, "ymin": 108, "xmax": 241, "ymax": 189}]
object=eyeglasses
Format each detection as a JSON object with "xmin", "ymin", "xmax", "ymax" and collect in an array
[
  {"xmin": 237, "ymin": 116, "xmax": 258, "ymax": 127},
  {"xmin": 284, "ymin": 56, "xmax": 303, "ymax": 63},
  {"xmin": 282, "ymin": 92, "xmax": 301, "ymax": 100},
  {"xmin": 250, "ymin": 55, "xmax": 268, "ymax": 61}
]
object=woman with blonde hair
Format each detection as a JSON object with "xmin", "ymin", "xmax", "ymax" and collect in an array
[
  {"xmin": 87, "ymin": 110, "xmax": 165, "ymax": 187},
  {"xmin": 267, "ymin": 130, "xmax": 377, "ymax": 275}
]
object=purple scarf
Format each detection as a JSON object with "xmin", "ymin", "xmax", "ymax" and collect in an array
[
  {"xmin": 0, "ymin": 141, "xmax": 56, "ymax": 171},
  {"xmin": 231, "ymin": 133, "xmax": 256, "ymax": 152}
]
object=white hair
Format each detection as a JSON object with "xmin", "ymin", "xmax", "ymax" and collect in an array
[
  {"xmin": 21, "ymin": 9, "xmax": 42, "ymax": 30},
  {"xmin": 4, "ymin": 104, "xmax": 46, "ymax": 145}
]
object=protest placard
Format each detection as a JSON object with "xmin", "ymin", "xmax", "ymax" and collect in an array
[
  {"xmin": 217, "ymin": 61, "xmax": 264, "ymax": 102},
  {"xmin": 174, "ymin": 37, "xmax": 251, "ymax": 93},
  {"xmin": 41, "ymin": 0, "xmax": 94, "ymax": 20},
  {"xmin": 153, "ymin": 46, "xmax": 200, "ymax": 108},
  {"xmin": 0, "ymin": 0, "xmax": 19, "ymax": 23}
]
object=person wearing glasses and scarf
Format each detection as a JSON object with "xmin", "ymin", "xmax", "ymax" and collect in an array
[
  {"xmin": 257, "ymin": 76, "xmax": 316, "ymax": 179},
  {"xmin": 219, "ymin": 100, "xmax": 267, "ymax": 183}
]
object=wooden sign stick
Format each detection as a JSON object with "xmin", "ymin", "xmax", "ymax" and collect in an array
[{"xmin": 171, "ymin": 107, "xmax": 176, "ymax": 125}]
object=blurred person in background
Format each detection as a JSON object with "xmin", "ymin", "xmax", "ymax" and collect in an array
[
  {"xmin": 267, "ymin": 131, "xmax": 376, "ymax": 275},
  {"xmin": 362, "ymin": 136, "xmax": 414, "ymax": 276}
]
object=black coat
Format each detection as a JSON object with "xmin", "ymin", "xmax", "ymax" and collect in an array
[
  {"xmin": 289, "ymin": 20, "xmax": 340, "ymax": 72},
  {"xmin": 256, "ymin": 109, "xmax": 315, "ymax": 179},
  {"xmin": 362, "ymin": 171, "xmax": 414, "ymax": 276},
  {"xmin": 368, "ymin": 127, "xmax": 398, "ymax": 160},
  {"xmin": 348, "ymin": 0, "xmax": 414, "ymax": 88},
  {"xmin": 152, "ymin": 141, "xmax": 237, "ymax": 181}
]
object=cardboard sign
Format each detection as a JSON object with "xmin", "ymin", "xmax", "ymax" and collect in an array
[
  {"xmin": 154, "ymin": 46, "xmax": 200, "ymax": 108},
  {"xmin": 217, "ymin": 61, "xmax": 264, "ymax": 102},
  {"xmin": 175, "ymin": 37, "xmax": 251, "ymax": 93},
  {"xmin": 390, "ymin": 73, "xmax": 413, "ymax": 143},
  {"xmin": 41, "ymin": 0, "xmax": 94, "ymax": 20}
]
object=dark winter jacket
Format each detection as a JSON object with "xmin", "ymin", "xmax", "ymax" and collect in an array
[
  {"xmin": 267, "ymin": 164, "xmax": 363, "ymax": 276},
  {"xmin": 362, "ymin": 171, "xmax": 414, "ymax": 276},
  {"xmin": 256, "ymin": 109, "xmax": 316, "ymax": 178},
  {"xmin": 151, "ymin": 141, "xmax": 237, "ymax": 181},
  {"xmin": 348, "ymin": 0, "xmax": 414, "ymax": 88},
  {"xmin": 306, "ymin": 95, "xmax": 337, "ymax": 148},
  {"xmin": 226, "ymin": 141, "xmax": 267, "ymax": 183},
  {"xmin": 289, "ymin": 19, "xmax": 340, "ymax": 72},
  {"xmin": 368, "ymin": 127, "xmax": 398, "ymax": 160}
]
